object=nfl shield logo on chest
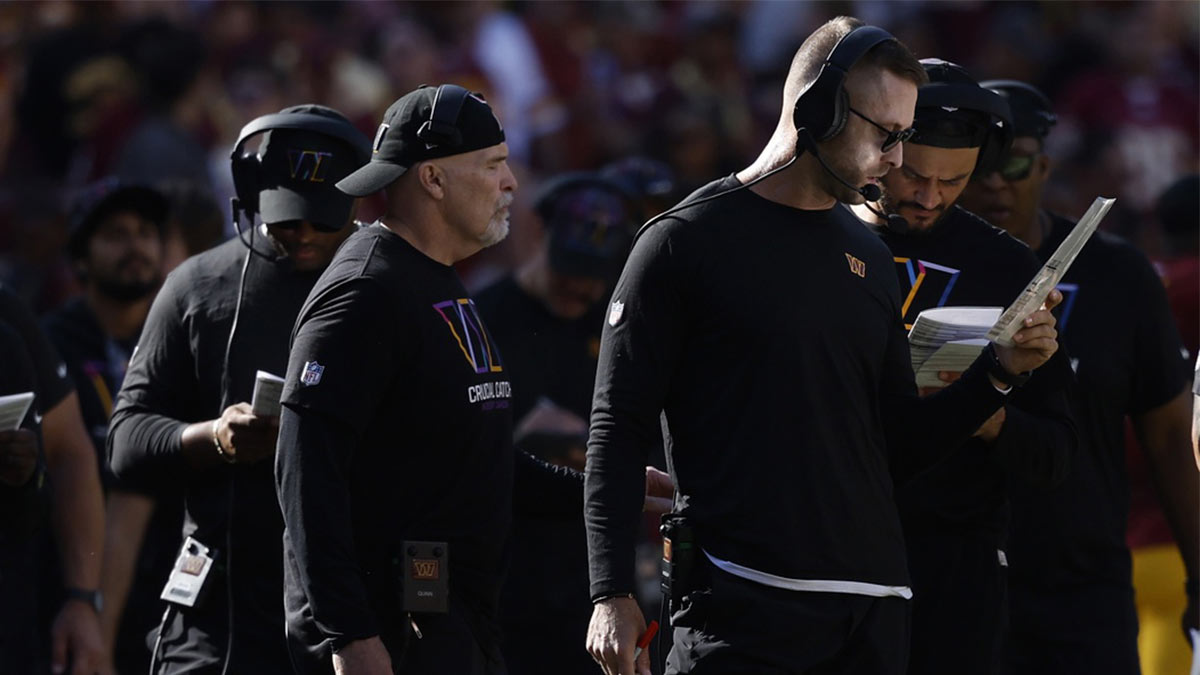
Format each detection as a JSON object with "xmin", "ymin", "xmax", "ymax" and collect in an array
[{"xmin": 300, "ymin": 361, "xmax": 325, "ymax": 386}]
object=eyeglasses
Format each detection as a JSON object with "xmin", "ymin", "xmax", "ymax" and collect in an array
[
  {"xmin": 269, "ymin": 220, "xmax": 344, "ymax": 234},
  {"xmin": 848, "ymin": 107, "xmax": 915, "ymax": 152},
  {"xmin": 997, "ymin": 153, "xmax": 1037, "ymax": 182}
]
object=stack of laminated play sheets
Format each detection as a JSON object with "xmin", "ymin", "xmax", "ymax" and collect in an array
[{"xmin": 908, "ymin": 307, "xmax": 1002, "ymax": 389}]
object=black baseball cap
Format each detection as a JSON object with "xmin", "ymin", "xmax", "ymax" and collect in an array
[
  {"xmin": 537, "ymin": 173, "xmax": 633, "ymax": 279},
  {"xmin": 980, "ymin": 80, "xmax": 1057, "ymax": 139},
  {"xmin": 912, "ymin": 59, "xmax": 1008, "ymax": 149},
  {"xmin": 337, "ymin": 84, "xmax": 506, "ymax": 197},
  {"xmin": 68, "ymin": 178, "xmax": 167, "ymax": 259},
  {"xmin": 256, "ymin": 104, "xmax": 369, "ymax": 230}
]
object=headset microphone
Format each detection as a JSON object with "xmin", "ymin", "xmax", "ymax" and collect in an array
[{"xmin": 798, "ymin": 133, "xmax": 910, "ymax": 232}]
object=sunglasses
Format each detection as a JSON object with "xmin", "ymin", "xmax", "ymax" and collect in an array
[
  {"xmin": 848, "ymin": 107, "xmax": 915, "ymax": 152},
  {"xmin": 997, "ymin": 154, "xmax": 1037, "ymax": 182},
  {"xmin": 270, "ymin": 220, "xmax": 344, "ymax": 234}
]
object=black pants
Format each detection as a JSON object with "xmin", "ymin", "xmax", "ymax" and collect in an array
[
  {"xmin": 665, "ymin": 566, "xmax": 911, "ymax": 674},
  {"xmin": 286, "ymin": 599, "xmax": 506, "ymax": 675},
  {"xmin": 906, "ymin": 530, "xmax": 1007, "ymax": 675},
  {"xmin": 1005, "ymin": 583, "xmax": 1140, "ymax": 675},
  {"xmin": 395, "ymin": 608, "xmax": 507, "ymax": 675}
]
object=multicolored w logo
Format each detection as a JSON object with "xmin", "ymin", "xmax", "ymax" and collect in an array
[
  {"xmin": 287, "ymin": 149, "xmax": 334, "ymax": 182},
  {"xmin": 432, "ymin": 298, "xmax": 503, "ymax": 374}
]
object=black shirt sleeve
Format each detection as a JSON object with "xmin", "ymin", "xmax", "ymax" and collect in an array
[
  {"xmin": 0, "ymin": 286, "xmax": 72, "ymax": 413},
  {"xmin": 276, "ymin": 277, "xmax": 406, "ymax": 646},
  {"xmin": 988, "ymin": 348, "xmax": 1076, "ymax": 488},
  {"xmin": 584, "ymin": 222, "xmax": 685, "ymax": 598},
  {"xmin": 879, "ymin": 315, "xmax": 1009, "ymax": 483},
  {"xmin": 107, "ymin": 271, "xmax": 196, "ymax": 486}
]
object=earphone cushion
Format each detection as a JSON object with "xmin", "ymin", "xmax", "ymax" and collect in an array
[{"xmin": 230, "ymin": 154, "xmax": 260, "ymax": 215}]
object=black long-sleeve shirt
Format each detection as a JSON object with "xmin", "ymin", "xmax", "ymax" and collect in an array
[
  {"xmin": 584, "ymin": 177, "xmax": 1010, "ymax": 599},
  {"xmin": 107, "ymin": 234, "xmax": 321, "ymax": 671},
  {"xmin": 275, "ymin": 225, "xmax": 513, "ymax": 664}
]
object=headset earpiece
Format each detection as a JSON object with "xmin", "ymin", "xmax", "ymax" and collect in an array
[
  {"xmin": 792, "ymin": 25, "xmax": 897, "ymax": 145},
  {"xmin": 414, "ymin": 84, "xmax": 470, "ymax": 150}
]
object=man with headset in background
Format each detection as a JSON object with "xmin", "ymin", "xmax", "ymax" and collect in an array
[
  {"xmin": 107, "ymin": 104, "xmax": 371, "ymax": 673},
  {"xmin": 274, "ymin": 84, "xmax": 518, "ymax": 675},
  {"xmin": 850, "ymin": 60, "xmax": 1076, "ymax": 674},
  {"xmin": 958, "ymin": 80, "xmax": 1199, "ymax": 675},
  {"xmin": 584, "ymin": 17, "xmax": 1064, "ymax": 675}
]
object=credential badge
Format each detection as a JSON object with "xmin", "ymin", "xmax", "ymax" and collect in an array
[
  {"xmin": 300, "ymin": 361, "xmax": 325, "ymax": 386},
  {"xmin": 608, "ymin": 300, "xmax": 625, "ymax": 327}
]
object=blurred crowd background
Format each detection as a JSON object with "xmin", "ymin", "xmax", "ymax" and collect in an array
[
  {"xmin": 0, "ymin": 0, "xmax": 1195, "ymax": 311},
  {"xmin": 0, "ymin": 2, "xmax": 1196, "ymax": 673}
]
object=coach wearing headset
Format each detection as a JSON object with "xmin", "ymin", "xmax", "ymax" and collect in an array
[
  {"xmin": 583, "ymin": 17, "xmax": 1065, "ymax": 675},
  {"xmin": 107, "ymin": 104, "xmax": 370, "ymax": 673}
]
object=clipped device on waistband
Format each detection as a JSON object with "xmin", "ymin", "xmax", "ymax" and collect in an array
[
  {"xmin": 161, "ymin": 536, "xmax": 216, "ymax": 608},
  {"xmin": 660, "ymin": 514, "xmax": 696, "ymax": 614},
  {"xmin": 397, "ymin": 541, "xmax": 449, "ymax": 614}
]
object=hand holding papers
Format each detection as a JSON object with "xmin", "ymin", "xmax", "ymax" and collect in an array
[
  {"xmin": 988, "ymin": 196, "xmax": 1115, "ymax": 347},
  {"xmin": 0, "ymin": 392, "xmax": 37, "ymax": 486},
  {"xmin": 251, "ymin": 371, "xmax": 285, "ymax": 417},
  {"xmin": 0, "ymin": 392, "xmax": 35, "ymax": 431},
  {"xmin": 909, "ymin": 308, "xmax": 1001, "ymax": 389}
]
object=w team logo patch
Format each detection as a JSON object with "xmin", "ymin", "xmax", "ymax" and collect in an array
[
  {"xmin": 287, "ymin": 149, "xmax": 334, "ymax": 182},
  {"xmin": 845, "ymin": 253, "xmax": 866, "ymax": 278},
  {"xmin": 432, "ymin": 299, "xmax": 503, "ymax": 374}
]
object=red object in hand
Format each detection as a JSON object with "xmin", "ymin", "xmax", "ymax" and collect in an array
[{"xmin": 633, "ymin": 620, "xmax": 660, "ymax": 659}]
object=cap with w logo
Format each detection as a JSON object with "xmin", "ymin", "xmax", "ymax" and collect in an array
[{"xmin": 258, "ymin": 104, "xmax": 366, "ymax": 231}]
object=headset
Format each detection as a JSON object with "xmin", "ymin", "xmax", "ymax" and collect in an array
[
  {"xmin": 632, "ymin": 24, "xmax": 899, "ymax": 245},
  {"xmin": 792, "ymin": 25, "xmax": 898, "ymax": 153},
  {"xmin": 979, "ymin": 79, "xmax": 1058, "ymax": 139},
  {"xmin": 916, "ymin": 71, "xmax": 1013, "ymax": 175},
  {"xmin": 415, "ymin": 84, "xmax": 470, "ymax": 150},
  {"xmin": 230, "ymin": 110, "xmax": 371, "ymax": 229}
]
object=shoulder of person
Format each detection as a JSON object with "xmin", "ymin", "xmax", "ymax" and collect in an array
[{"xmin": 951, "ymin": 206, "xmax": 1041, "ymax": 265}]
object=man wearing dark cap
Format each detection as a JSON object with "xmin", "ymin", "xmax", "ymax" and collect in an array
[
  {"xmin": 107, "ymin": 104, "xmax": 370, "ymax": 674},
  {"xmin": 42, "ymin": 179, "xmax": 183, "ymax": 675},
  {"xmin": 274, "ymin": 84, "xmax": 516, "ymax": 675},
  {"xmin": 601, "ymin": 156, "xmax": 678, "ymax": 223},
  {"xmin": 851, "ymin": 60, "xmax": 1077, "ymax": 674},
  {"xmin": 960, "ymin": 81, "xmax": 1199, "ymax": 675}
]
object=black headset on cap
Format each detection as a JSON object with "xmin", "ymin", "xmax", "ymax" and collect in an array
[
  {"xmin": 916, "ymin": 76, "xmax": 1013, "ymax": 175},
  {"xmin": 415, "ymin": 84, "xmax": 470, "ymax": 150},
  {"xmin": 230, "ymin": 111, "xmax": 370, "ymax": 226}
]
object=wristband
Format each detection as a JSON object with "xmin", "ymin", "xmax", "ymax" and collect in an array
[
  {"xmin": 983, "ymin": 342, "xmax": 1031, "ymax": 389},
  {"xmin": 592, "ymin": 592, "xmax": 635, "ymax": 605},
  {"xmin": 64, "ymin": 587, "xmax": 103, "ymax": 613},
  {"xmin": 212, "ymin": 419, "xmax": 236, "ymax": 464}
]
